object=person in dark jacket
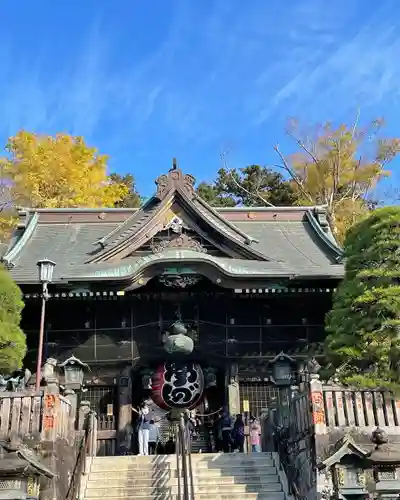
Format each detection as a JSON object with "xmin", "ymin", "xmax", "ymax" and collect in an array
[
  {"xmin": 220, "ymin": 411, "xmax": 233, "ymax": 453},
  {"xmin": 132, "ymin": 403, "xmax": 151, "ymax": 455},
  {"xmin": 213, "ymin": 415, "xmax": 223, "ymax": 452},
  {"xmin": 232, "ymin": 414, "xmax": 245, "ymax": 453}
]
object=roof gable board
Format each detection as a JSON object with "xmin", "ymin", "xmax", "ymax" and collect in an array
[{"xmin": 87, "ymin": 167, "xmax": 269, "ymax": 263}]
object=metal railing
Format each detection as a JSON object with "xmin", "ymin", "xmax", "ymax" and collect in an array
[
  {"xmin": 65, "ymin": 410, "xmax": 97, "ymax": 500},
  {"xmin": 175, "ymin": 415, "xmax": 195, "ymax": 500},
  {"xmin": 273, "ymin": 390, "xmax": 315, "ymax": 500}
]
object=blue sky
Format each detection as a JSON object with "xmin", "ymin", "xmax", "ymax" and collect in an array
[{"xmin": 0, "ymin": 0, "xmax": 399, "ymax": 198}]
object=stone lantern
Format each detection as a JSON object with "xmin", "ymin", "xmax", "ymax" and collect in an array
[
  {"xmin": 269, "ymin": 351, "xmax": 296, "ymax": 386},
  {"xmin": 59, "ymin": 355, "xmax": 90, "ymax": 390},
  {"xmin": 0, "ymin": 438, "xmax": 54, "ymax": 500}
]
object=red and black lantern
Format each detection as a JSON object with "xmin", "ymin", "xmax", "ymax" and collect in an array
[{"xmin": 151, "ymin": 361, "xmax": 204, "ymax": 410}]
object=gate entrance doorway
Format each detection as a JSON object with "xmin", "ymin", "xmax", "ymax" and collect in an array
[
  {"xmin": 83, "ymin": 385, "xmax": 117, "ymax": 456},
  {"xmin": 239, "ymin": 382, "xmax": 290, "ymax": 417}
]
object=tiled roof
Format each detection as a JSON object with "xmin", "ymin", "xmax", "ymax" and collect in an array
[
  {"xmin": 4, "ymin": 210, "xmax": 343, "ymax": 284},
  {"xmin": 2, "ymin": 167, "xmax": 344, "ymax": 285}
]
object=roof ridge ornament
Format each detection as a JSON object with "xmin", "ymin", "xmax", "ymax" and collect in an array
[{"xmin": 155, "ymin": 159, "xmax": 196, "ymax": 201}]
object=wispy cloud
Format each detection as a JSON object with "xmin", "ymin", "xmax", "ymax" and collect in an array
[
  {"xmin": 249, "ymin": 0, "xmax": 400, "ymax": 124},
  {"xmin": 0, "ymin": 0, "xmax": 399, "ymax": 188},
  {"xmin": 0, "ymin": 11, "xmax": 179, "ymax": 142}
]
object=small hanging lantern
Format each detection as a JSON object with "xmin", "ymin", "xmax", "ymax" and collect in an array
[{"xmin": 59, "ymin": 355, "xmax": 90, "ymax": 389}]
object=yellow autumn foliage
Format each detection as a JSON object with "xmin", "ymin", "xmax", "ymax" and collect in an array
[
  {"xmin": 1, "ymin": 131, "xmax": 128, "ymax": 209},
  {"xmin": 277, "ymin": 119, "xmax": 400, "ymax": 243}
]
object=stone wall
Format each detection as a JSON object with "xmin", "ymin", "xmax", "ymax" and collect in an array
[{"xmin": 40, "ymin": 438, "xmax": 77, "ymax": 500}]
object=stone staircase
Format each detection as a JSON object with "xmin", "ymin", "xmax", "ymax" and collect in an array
[{"xmin": 81, "ymin": 452, "xmax": 290, "ymax": 500}]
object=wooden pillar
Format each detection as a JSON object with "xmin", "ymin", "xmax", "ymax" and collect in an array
[{"xmin": 117, "ymin": 366, "xmax": 133, "ymax": 452}]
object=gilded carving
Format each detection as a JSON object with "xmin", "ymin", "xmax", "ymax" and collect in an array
[
  {"xmin": 356, "ymin": 469, "xmax": 366, "ymax": 487},
  {"xmin": 337, "ymin": 467, "xmax": 345, "ymax": 487}
]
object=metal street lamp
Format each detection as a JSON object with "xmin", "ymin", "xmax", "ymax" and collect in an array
[{"xmin": 35, "ymin": 259, "xmax": 56, "ymax": 392}]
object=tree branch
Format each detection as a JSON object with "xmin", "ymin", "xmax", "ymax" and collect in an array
[
  {"xmin": 351, "ymin": 108, "xmax": 360, "ymax": 137},
  {"xmin": 285, "ymin": 130, "xmax": 320, "ymax": 166},
  {"xmin": 272, "ymin": 145, "xmax": 314, "ymax": 203},
  {"xmin": 220, "ymin": 151, "xmax": 276, "ymax": 207}
]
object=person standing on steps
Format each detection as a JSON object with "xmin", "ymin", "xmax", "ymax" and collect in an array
[
  {"xmin": 132, "ymin": 402, "xmax": 151, "ymax": 455},
  {"xmin": 148, "ymin": 419, "xmax": 160, "ymax": 455},
  {"xmin": 250, "ymin": 417, "xmax": 262, "ymax": 452},
  {"xmin": 220, "ymin": 410, "xmax": 233, "ymax": 453},
  {"xmin": 232, "ymin": 414, "xmax": 245, "ymax": 453}
]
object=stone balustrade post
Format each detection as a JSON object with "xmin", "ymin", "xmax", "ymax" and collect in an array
[
  {"xmin": 64, "ymin": 388, "xmax": 78, "ymax": 435},
  {"xmin": 309, "ymin": 374, "xmax": 327, "ymax": 435},
  {"xmin": 78, "ymin": 400, "xmax": 91, "ymax": 431},
  {"xmin": 39, "ymin": 375, "xmax": 61, "ymax": 500}
]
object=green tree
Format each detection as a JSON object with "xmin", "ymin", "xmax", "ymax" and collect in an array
[
  {"xmin": 197, "ymin": 164, "xmax": 299, "ymax": 207},
  {"xmin": 109, "ymin": 173, "xmax": 142, "ymax": 208},
  {"xmin": 325, "ymin": 207, "xmax": 400, "ymax": 389},
  {"xmin": 0, "ymin": 265, "xmax": 26, "ymax": 374},
  {"xmin": 196, "ymin": 181, "xmax": 236, "ymax": 207}
]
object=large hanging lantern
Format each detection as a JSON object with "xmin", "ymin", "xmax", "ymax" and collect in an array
[{"xmin": 151, "ymin": 361, "xmax": 204, "ymax": 410}]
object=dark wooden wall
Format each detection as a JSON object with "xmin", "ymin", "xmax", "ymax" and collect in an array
[{"xmin": 22, "ymin": 291, "xmax": 331, "ymax": 371}]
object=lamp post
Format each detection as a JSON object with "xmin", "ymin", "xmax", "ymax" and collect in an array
[{"xmin": 35, "ymin": 259, "xmax": 56, "ymax": 392}]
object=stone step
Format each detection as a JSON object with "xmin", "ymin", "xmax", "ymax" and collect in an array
[
  {"xmin": 91, "ymin": 452, "xmax": 274, "ymax": 463},
  {"xmin": 85, "ymin": 493, "xmax": 286, "ymax": 500},
  {"xmin": 88, "ymin": 467, "xmax": 278, "ymax": 481},
  {"xmin": 190, "ymin": 453, "xmax": 274, "ymax": 460},
  {"xmin": 89, "ymin": 465, "xmax": 277, "ymax": 476},
  {"xmin": 90, "ymin": 457, "xmax": 275, "ymax": 471},
  {"xmin": 194, "ymin": 459, "xmax": 275, "ymax": 469},
  {"xmin": 90, "ymin": 464, "xmax": 276, "ymax": 480},
  {"xmin": 84, "ymin": 482, "xmax": 283, "ymax": 497},
  {"xmin": 86, "ymin": 476, "xmax": 280, "ymax": 488}
]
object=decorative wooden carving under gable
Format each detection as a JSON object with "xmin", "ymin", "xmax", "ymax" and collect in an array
[
  {"xmin": 155, "ymin": 166, "xmax": 196, "ymax": 201},
  {"xmin": 87, "ymin": 162, "xmax": 268, "ymax": 263},
  {"xmin": 151, "ymin": 233, "xmax": 207, "ymax": 254}
]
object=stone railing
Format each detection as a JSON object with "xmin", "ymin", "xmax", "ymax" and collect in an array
[
  {"xmin": 0, "ymin": 389, "xmax": 73, "ymax": 441},
  {"xmin": 0, "ymin": 392, "xmax": 43, "ymax": 439},
  {"xmin": 310, "ymin": 376, "xmax": 400, "ymax": 433},
  {"xmin": 0, "ymin": 383, "xmax": 77, "ymax": 500}
]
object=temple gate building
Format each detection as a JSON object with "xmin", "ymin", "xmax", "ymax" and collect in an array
[{"xmin": 2, "ymin": 164, "xmax": 344, "ymax": 455}]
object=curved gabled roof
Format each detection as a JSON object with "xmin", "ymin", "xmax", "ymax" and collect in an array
[
  {"xmin": 87, "ymin": 167, "xmax": 268, "ymax": 263},
  {"xmin": 2, "ymin": 164, "xmax": 344, "ymax": 285}
]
